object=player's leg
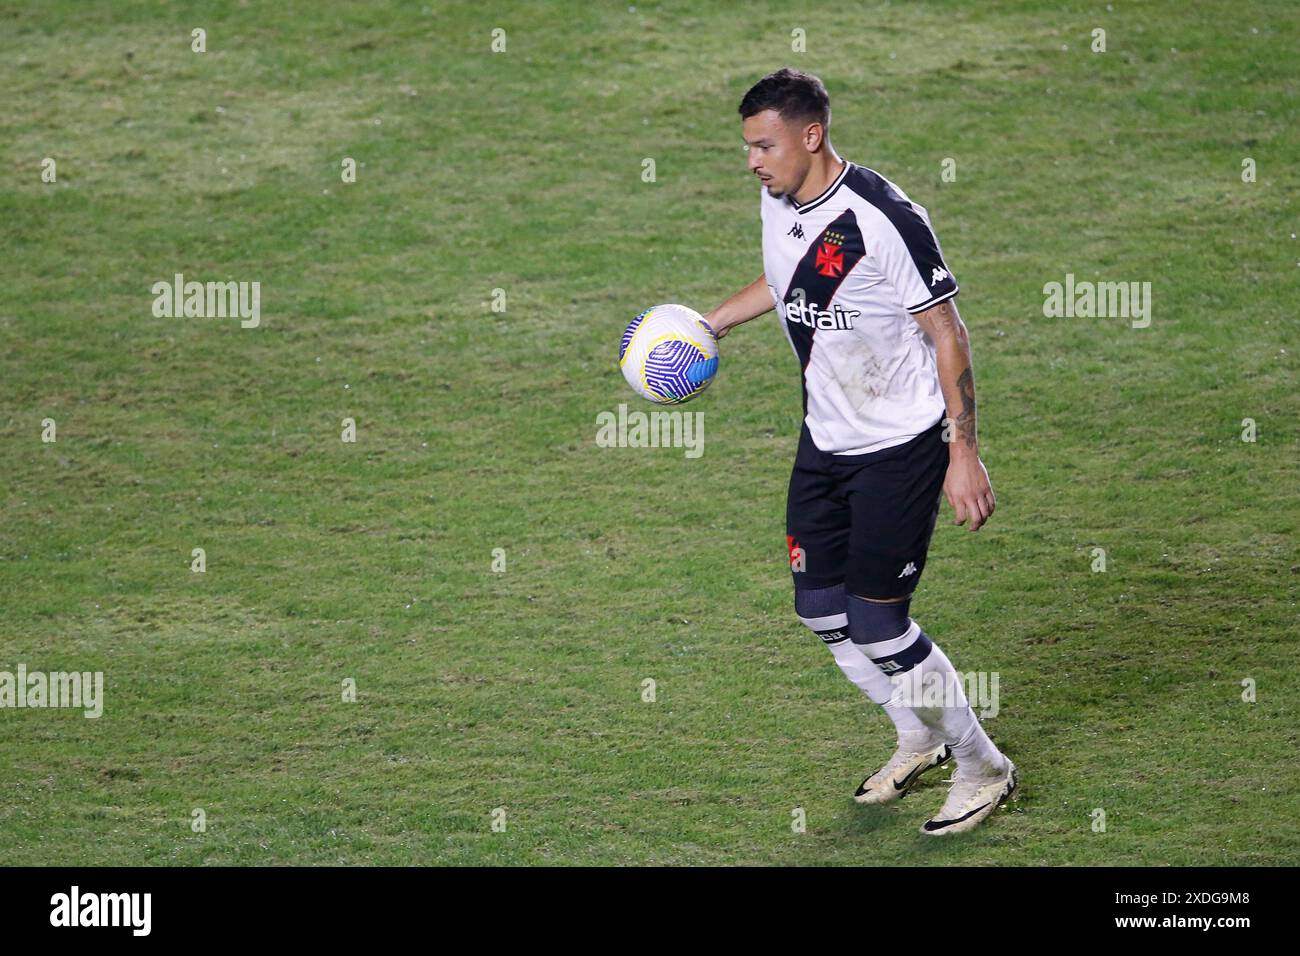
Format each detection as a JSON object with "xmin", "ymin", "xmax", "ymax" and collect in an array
[
  {"xmin": 836, "ymin": 593, "xmax": 953, "ymax": 803},
  {"xmin": 786, "ymin": 425, "xmax": 924, "ymax": 744},
  {"xmin": 843, "ymin": 421, "xmax": 1014, "ymax": 826},
  {"xmin": 794, "ymin": 582, "xmax": 923, "ymax": 732},
  {"xmin": 845, "ymin": 594, "xmax": 1005, "ymax": 773}
]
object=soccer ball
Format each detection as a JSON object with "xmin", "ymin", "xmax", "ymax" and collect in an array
[{"xmin": 619, "ymin": 303, "xmax": 719, "ymax": 405}]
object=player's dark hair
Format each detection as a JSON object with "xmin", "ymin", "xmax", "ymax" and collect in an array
[{"xmin": 738, "ymin": 68, "xmax": 831, "ymax": 132}]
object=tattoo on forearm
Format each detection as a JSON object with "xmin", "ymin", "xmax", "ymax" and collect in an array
[
  {"xmin": 955, "ymin": 366, "xmax": 977, "ymax": 449},
  {"xmin": 933, "ymin": 300, "xmax": 959, "ymax": 332}
]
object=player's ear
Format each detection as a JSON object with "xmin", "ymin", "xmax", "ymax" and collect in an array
[{"xmin": 803, "ymin": 122, "xmax": 824, "ymax": 152}]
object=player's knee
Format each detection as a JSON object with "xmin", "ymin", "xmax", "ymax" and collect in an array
[
  {"xmin": 845, "ymin": 593, "xmax": 934, "ymax": 685},
  {"xmin": 845, "ymin": 593, "xmax": 910, "ymax": 643},
  {"xmin": 793, "ymin": 583, "xmax": 849, "ymax": 644}
]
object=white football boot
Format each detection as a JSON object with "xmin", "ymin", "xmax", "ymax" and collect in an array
[
  {"xmin": 853, "ymin": 741, "xmax": 952, "ymax": 805},
  {"xmin": 920, "ymin": 757, "xmax": 1018, "ymax": 835}
]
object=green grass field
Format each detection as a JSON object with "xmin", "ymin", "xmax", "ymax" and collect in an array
[{"xmin": 1, "ymin": 0, "xmax": 1297, "ymax": 866}]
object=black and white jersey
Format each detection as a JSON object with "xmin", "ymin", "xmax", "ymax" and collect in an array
[{"xmin": 760, "ymin": 160, "xmax": 958, "ymax": 455}]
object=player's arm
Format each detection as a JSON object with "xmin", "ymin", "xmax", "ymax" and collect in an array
[
  {"xmin": 912, "ymin": 297, "xmax": 996, "ymax": 531},
  {"xmin": 702, "ymin": 273, "xmax": 773, "ymax": 339}
]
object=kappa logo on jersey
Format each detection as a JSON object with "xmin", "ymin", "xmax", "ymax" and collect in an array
[
  {"xmin": 815, "ymin": 230, "xmax": 847, "ymax": 277},
  {"xmin": 898, "ymin": 561, "xmax": 918, "ymax": 578},
  {"xmin": 787, "ymin": 534, "xmax": 806, "ymax": 572},
  {"xmin": 930, "ymin": 267, "xmax": 950, "ymax": 287},
  {"xmin": 787, "ymin": 223, "xmax": 805, "ymax": 239}
]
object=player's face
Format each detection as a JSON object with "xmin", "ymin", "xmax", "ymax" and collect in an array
[{"xmin": 743, "ymin": 110, "xmax": 814, "ymax": 199}]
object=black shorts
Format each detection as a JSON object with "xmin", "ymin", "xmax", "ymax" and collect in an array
[{"xmin": 785, "ymin": 417, "xmax": 948, "ymax": 599}]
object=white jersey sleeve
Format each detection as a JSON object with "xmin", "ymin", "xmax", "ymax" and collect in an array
[{"xmin": 860, "ymin": 187, "xmax": 959, "ymax": 314}]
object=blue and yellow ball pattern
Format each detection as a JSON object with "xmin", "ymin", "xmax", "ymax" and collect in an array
[
  {"xmin": 619, "ymin": 304, "xmax": 719, "ymax": 405},
  {"xmin": 642, "ymin": 338, "xmax": 718, "ymax": 404},
  {"xmin": 620, "ymin": 309, "xmax": 649, "ymax": 364}
]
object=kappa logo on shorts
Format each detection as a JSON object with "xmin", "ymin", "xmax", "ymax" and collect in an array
[
  {"xmin": 786, "ymin": 535, "xmax": 806, "ymax": 572},
  {"xmin": 898, "ymin": 561, "xmax": 918, "ymax": 578}
]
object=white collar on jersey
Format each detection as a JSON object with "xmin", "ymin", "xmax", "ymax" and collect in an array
[{"xmin": 788, "ymin": 159, "xmax": 851, "ymax": 215}]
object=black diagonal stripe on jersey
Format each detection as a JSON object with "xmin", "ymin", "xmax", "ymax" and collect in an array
[
  {"xmin": 843, "ymin": 165, "xmax": 957, "ymax": 310},
  {"xmin": 781, "ymin": 208, "xmax": 867, "ymax": 414}
]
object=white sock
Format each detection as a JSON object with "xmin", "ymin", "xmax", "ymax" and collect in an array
[
  {"xmin": 798, "ymin": 590, "xmax": 939, "ymax": 749},
  {"xmin": 826, "ymin": 638, "xmax": 934, "ymax": 743},
  {"xmin": 892, "ymin": 639, "xmax": 1005, "ymax": 776}
]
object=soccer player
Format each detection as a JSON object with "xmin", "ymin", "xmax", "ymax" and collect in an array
[{"xmin": 701, "ymin": 68, "xmax": 1016, "ymax": 835}]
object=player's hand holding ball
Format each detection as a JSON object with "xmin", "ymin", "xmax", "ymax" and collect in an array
[{"xmin": 701, "ymin": 309, "xmax": 731, "ymax": 340}]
